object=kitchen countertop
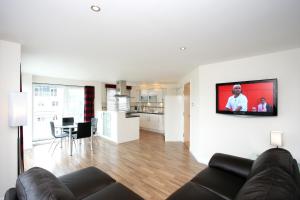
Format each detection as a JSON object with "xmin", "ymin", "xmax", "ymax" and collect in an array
[
  {"xmin": 126, "ymin": 114, "xmax": 140, "ymax": 118},
  {"xmin": 127, "ymin": 111, "xmax": 164, "ymax": 115}
]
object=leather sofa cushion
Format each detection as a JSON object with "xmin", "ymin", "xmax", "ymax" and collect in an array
[
  {"xmin": 191, "ymin": 168, "xmax": 246, "ymax": 200},
  {"xmin": 235, "ymin": 167, "xmax": 300, "ymax": 200},
  {"xmin": 249, "ymin": 148, "xmax": 294, "ymax": 178},
  {"xmin": 166, "ymin": 182, "xmax": 226, "ymax": 200},
  {"xmin": 59, "ymin": 167, "xmax": 115, "ymax": 199},
  {"xmin": 209, "ymin": 153, "xmax": 253, "ymax": 178},
  {"xmin": 83, "ymin": 183, "xmax": 143, "ymax": 200},
  {"xmin": 16, "ymin": 167, "xmax": 76, "ymax": 200}
]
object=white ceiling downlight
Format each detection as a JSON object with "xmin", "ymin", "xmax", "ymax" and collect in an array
[
  {"xmin": 180, "ymin": 47, "xmax": 186, "ymax": 51},
  {"xmin": 91, "ymin": 5, "xmax": 101, "ymax": 12}
]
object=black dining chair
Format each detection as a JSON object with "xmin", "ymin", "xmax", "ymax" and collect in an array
[
  {"xmin": 63, "ymin": 117, "xmax": 74, "ymax": 125},
  {"xmin": 91, "ymin": 118, "xmax": 98, "ymax": 135},
  {"xmin": 49, "ymin": 121, "xmax": 68, "ymax": 153},
  {"xmin": 62, "ymin": 117, "xmax": 74, "ymax": 134},
  {"xmin": 72, "ymin": 122, "xmax": 92, "ymax": 149}
]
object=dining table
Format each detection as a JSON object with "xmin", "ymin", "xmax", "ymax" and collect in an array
[{"xmin": 55, "ymin": 123, "xmax": 93, "ymax": 156}]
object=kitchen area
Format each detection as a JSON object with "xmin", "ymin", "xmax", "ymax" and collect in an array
[
  {"xmin": 129, "ymin": 84, "xmax": 165, "ymax": 134},
  {"xmin": 98, "ymin": 80, "xmax": 168, "ymax": 144}
]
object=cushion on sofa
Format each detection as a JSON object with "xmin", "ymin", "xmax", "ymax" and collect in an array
[
  {"xmin": 249, "ymin": 148, "xmax": 294, "ymax": 178},
  {"xmin": 166, "ymin": 182, "xmax": 226, "ymax": 200},
  {"xmin": 235, "ymin": 167, "xmax": 300, "ymax": 200},
  {"xmin": 16, "ymin": 167, "xmax": 76, "ymax": 200},
  {"xmin": 191, "ymin": 167, "xmax": 246, "ymax": 200},
  {"xmin": 82, "ymin": 183, "xmax": 143, "ymax": 200},
  {"xmin": 58, "ymin": 166, "xmax": 115, "ymax": 199}
]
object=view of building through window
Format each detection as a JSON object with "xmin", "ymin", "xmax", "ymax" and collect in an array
[{"xmin": 32, "ymin": 84, "xmax": 84, "ymax": 141}]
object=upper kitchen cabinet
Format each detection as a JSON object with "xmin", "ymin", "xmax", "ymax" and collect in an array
[
  {"xmin": 141, "ymin": 88, "xmax": 165, "ymax": 103},
  {"xmin": 140, "ymin": 89, "xmax": 148, "ymax": 103}
]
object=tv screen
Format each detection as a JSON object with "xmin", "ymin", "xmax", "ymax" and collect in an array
[{"xmin": 216, "ymin": 79, "xmax": 277, "ymax": 116}]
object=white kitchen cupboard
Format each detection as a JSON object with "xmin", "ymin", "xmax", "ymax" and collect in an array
[
  {"xmin": 157, "ymin": 115, "xmax": 164, "ymax": 132},
  {"xmin": 139, "ymin": 113, "xmax": 164, "ymax": 134},
  {"xmin": 139, "ymin": 88, "xmax": 165, "ymax": 103}
]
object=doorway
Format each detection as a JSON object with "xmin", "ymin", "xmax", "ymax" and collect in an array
[{"xmin": 184, "ymin": 82, "xmax": 190, "ymax": 149}]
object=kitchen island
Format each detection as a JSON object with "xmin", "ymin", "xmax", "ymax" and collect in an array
[{"xmin": 99, "ymin": 111, "xmax": 140, "ymax": 143}]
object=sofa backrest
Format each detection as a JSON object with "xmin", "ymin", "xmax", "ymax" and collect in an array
[
  {"xmin": 235, "ymin": 167, "xmax": 300, "ymax": 200},
  {"xmin": 235, "ymin": 148, "xmax": 300, "ymax": 200},
  {"xmin": 248, "ymin": 148, "xmax": 296, "ymax": 180},
  {"xmin": 292, "ymin": 159, "xmax": 300, "ymax": 187}
]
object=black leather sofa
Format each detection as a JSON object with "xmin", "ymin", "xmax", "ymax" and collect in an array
[
  {"xmin": 167, "ymin": 148, "xmax": 300, "ymax": 200},
  {"xmin": 4, "ymin": 166, "xmax": 143, "ymax": 200}
]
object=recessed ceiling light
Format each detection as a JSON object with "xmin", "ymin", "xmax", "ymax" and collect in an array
[
  {"xmin": 91, "ymin": 5, "xmax": 101, "ymax": 12},
  {"xmin": 180, "ymin": 47, "xmax": 186, "ymax": 51}
]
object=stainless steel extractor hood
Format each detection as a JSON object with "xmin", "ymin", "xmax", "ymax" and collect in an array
[{"xmin": 115, "ymin": 80, "xmax": 129, "ymax": 97}]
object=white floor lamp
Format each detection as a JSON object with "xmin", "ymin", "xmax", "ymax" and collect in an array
[{"xmin": 8, "ymin": 92, "xmax": 27, "ymax": 174}]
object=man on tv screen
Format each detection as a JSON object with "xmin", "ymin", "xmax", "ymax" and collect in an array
[
  {"xmin": 225, "ymin": 84, "xmax": 248, "ymax": 112},
  {"xmin": 257, "ymin": 97, "xmax": 272, "ymax": 112}
]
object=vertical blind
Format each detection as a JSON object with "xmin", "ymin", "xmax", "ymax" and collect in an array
[{"xmin": 106, "ymin": 88, "xmax": 130, "ymax": 111}]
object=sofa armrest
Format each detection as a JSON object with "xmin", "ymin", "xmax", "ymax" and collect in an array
[
  {"xmin": 209, "ymin": 153, "xmax": 253, "ymax": 178},
  {"xmin": 4, "ymin": 188, "xmax": 18, "ymax": 200}
]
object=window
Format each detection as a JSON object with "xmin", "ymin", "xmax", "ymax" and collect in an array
[
  {"xmin": 32, "ymin": 84, "xmax": 84, "ymax": 141},
  {"xmin": 107, "ymin": 88, "xmax": 117, "ymax": 111}
]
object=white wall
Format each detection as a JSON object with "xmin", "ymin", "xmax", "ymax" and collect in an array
[
  {"xmin": 0, "ymin": 40, "xmax": 21, "ymax": 198},
  {"xmin": 180, "ymin": 48, "xmax": 300, "ymax": 164}
]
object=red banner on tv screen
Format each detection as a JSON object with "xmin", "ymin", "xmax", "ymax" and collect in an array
[{"xmin": 217, "ymin": 82, "xmax": 274, "ymax": 112}]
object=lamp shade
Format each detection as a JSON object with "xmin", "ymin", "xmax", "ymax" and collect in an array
[
  {"xmin": 8, "ymin": 92, "xmax": 28, "ymax": 127},
  {"xmin": 270, "ymin": 131, "xmax": 283, "ymax": 147}
]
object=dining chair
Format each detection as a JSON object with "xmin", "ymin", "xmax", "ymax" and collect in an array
[
  {"xmin": 62, "ymin": 117, "xmax": 74, "ymax": 134},
  {"xmin": 72, "ymin": 122, "xmax": 92, "ymax": 150},
  {"xmin": 62, "ymin": 117, "xmax": 74, "ymax": 125},
  {"xmin": 91, "ymin": 118, "xmax": 98, "ymax": 135},
  {"xmin": 49, "ymin": 122, "xmax": 68, "ymax": 153}
]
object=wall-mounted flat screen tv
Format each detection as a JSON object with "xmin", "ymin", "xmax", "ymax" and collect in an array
[{"xmin": 216, "ymin": 79, "xmax": 277, "ymax": 116}]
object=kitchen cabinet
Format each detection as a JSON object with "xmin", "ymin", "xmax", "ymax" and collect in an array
[
  {"xmin": 158, "ymin": 115, "xmax": 164, "ymax": 132},
  {"xmin": 139, "ymin": 89, "xmax": 165, "ymax": 103},
  {"xmin": 148, "ymin": 89, "xmax": 163, "ymax": 102},
  {"xmin": 139, "ymin": 113, "xmax": 164, "ymax": 134},
  {"xmin": 140, "ymin": 96, "xmax": 148, "ymax": 103},
  {"xmin": 100, "ymin": 111, "xmax": 140, "ymax": 143},
  {"xmin": 148, "ymin": 95, "xmax": 157, "ymax": 103}
]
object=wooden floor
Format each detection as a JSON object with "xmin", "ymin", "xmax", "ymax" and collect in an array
[{"xmin": 25, "ymin": 130, "xmax": 205, "ymax": 200}]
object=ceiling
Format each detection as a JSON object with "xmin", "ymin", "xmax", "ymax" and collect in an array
[{"xmin": 0, "ymin": 0, "xmax": 300, "ymax": 83}]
